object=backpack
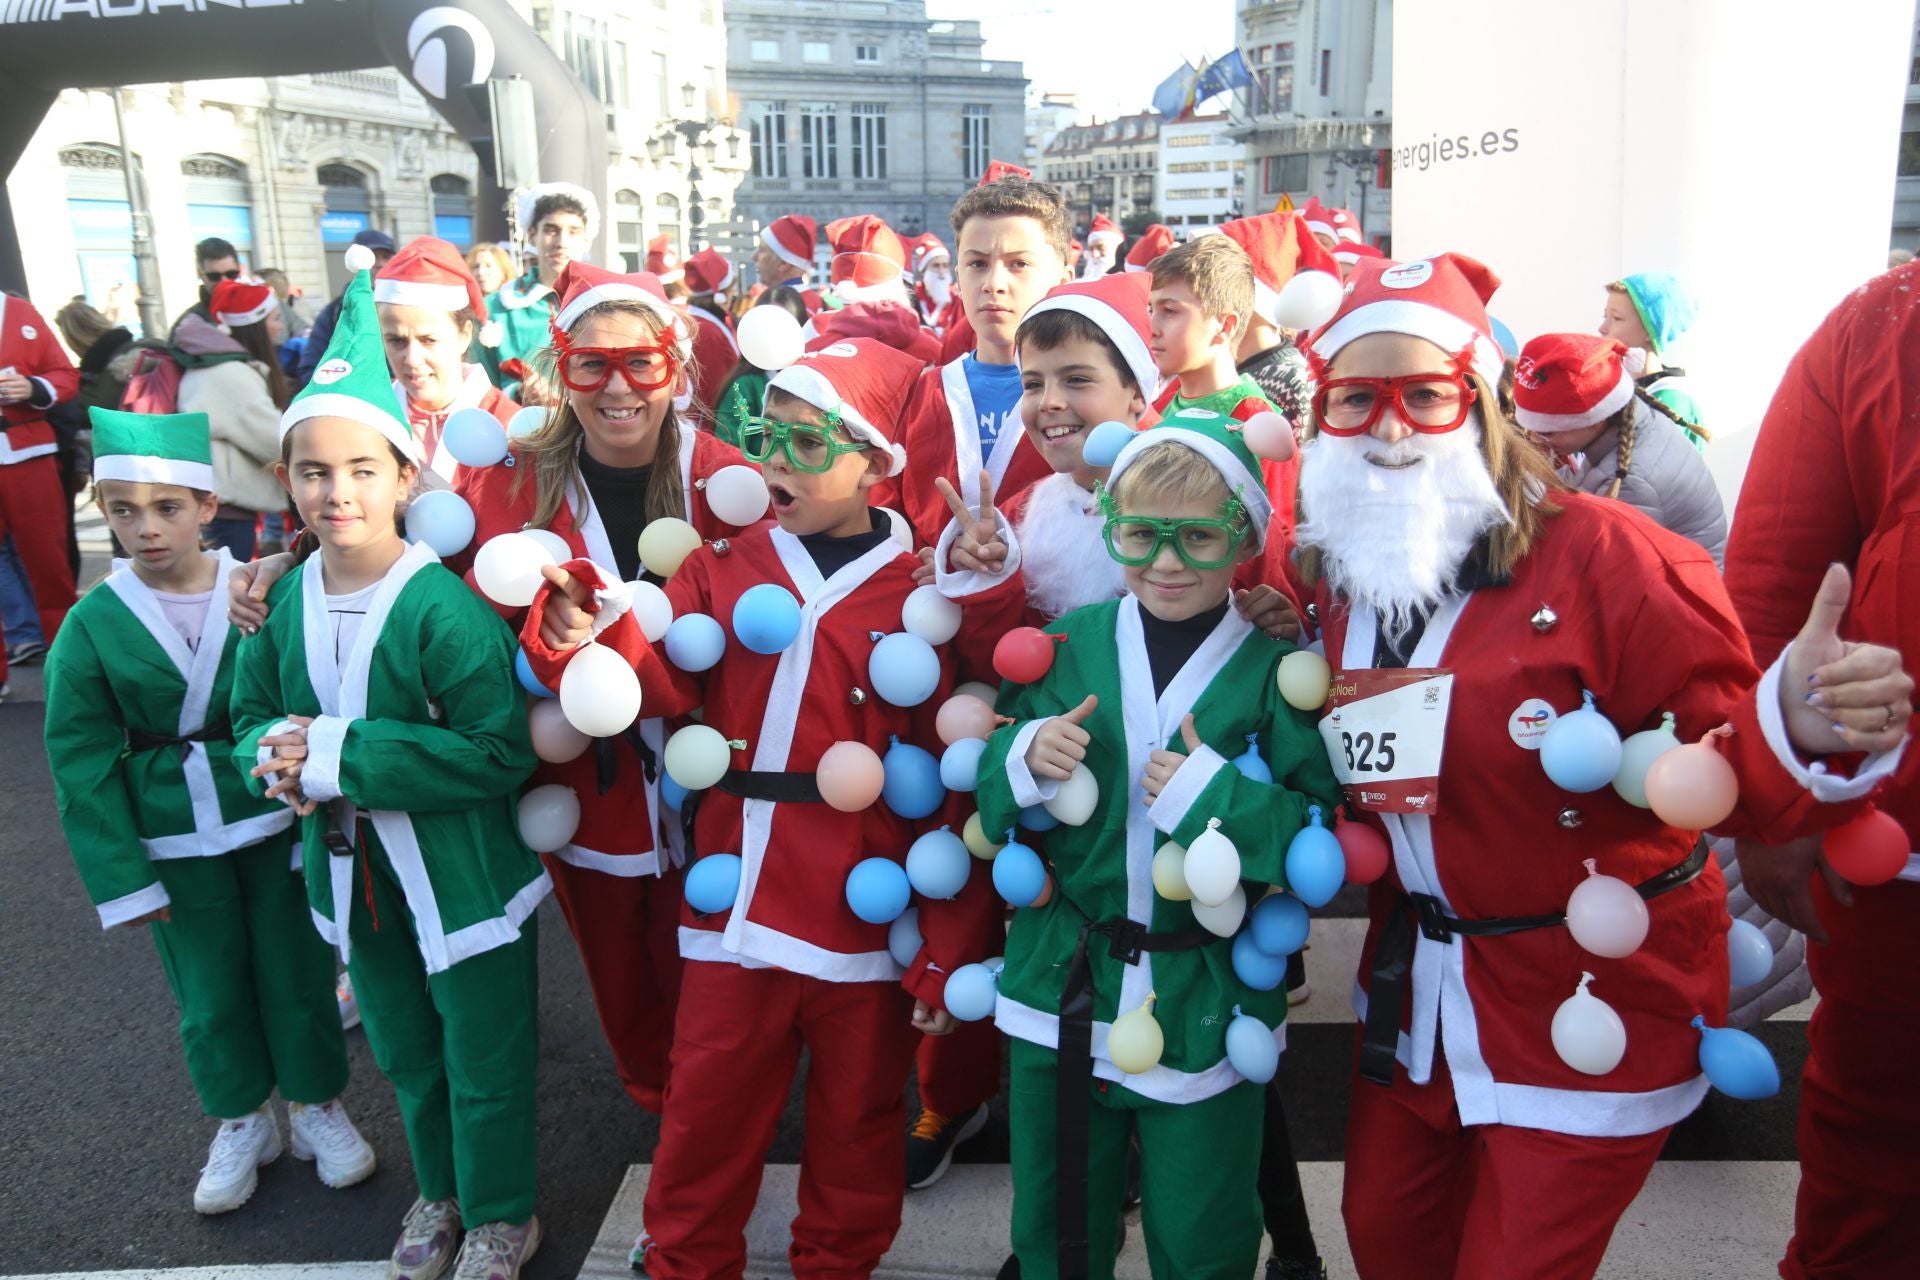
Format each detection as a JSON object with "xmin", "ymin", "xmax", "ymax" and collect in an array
[{"xmin": 119, "ymin": 342, "xmax": 183, "ymax": 416}]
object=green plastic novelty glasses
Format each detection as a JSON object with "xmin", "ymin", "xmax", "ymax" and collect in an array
[
  {"xmin": 738, "ymin": 412, "xmax": 870, "ymax": 474},
  {"xmin": 1097, "ymin": 485, "xmax": 1251, "ymax": 570}
]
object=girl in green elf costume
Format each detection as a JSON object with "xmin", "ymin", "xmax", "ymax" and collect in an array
[
  {"xmin": 45, "ymin": 407, "xmax": 376, "ymax": 1216},
  {"xmin": 974, "ymin": 409, "xmax": 1341, "ymax": 1280},
  {"xmin": 229, "ymin": 258, "xmax": 546, "ymax": 1280}
]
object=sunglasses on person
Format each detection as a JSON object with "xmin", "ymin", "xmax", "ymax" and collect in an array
[
  {"xmin": 202, "ymin": 268, "xmax": 243, "ymax": 284},
  {"xmin": 738, "ymin": 413, "xmax": 870, "ymax": 474},
  {"xmin": 554, "ymin": 343, "xmax": 679, "ymax": 394},
  {"xmin": 1312, "ymin": 348, "xmax": 1479, "ymax": 437},
  {"xmin": 1096, "ymin": 485, "xmax": 1250, "ymax": 571}
]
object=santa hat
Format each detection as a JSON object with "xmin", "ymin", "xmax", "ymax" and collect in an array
[
  {"xmin": 979, "ymin": 159, "xmax": 1033, "ymax": 184},
  {"xmin": 645, "ymin": 234, "xmax": 684, "ymax": 285},
  {"xmin": 1068, "ymin": 238, "xmax": 1084, "ymax": 268},
  {"xmin": 550, "ymin": 261, "xmax": 689, "ymax": 356},
  {"xmin": 280, "ymin": 263, "xmax": 416, "ymax": 461},
  {"xmin": 1308, "ymin": 253, "xmax": 1507, "ymax": 391},
  {"xmin": 805, "ymin": 301, "xmax": 941, "ymax": 365},
  {"xmin": 766, "ymin": 337, "xmax": 922, "ymax": 477},
  {"xmin": 825, "ymin": 215, "xmax": 908, "ymax": 302},
  {"xmin": 1125, "ymin": 224, "xmax": 1176, "ymax": 273},
  {"xmin": 375, "ymin": 236, "xmax": 499, "ymax": 347},
  {"xmin": 210, "ymin": 277, "xmax": 276, "ymax": 329},
  {"xmin": 683, "ymin": 247, "xmax": 736, "ymax": 298},
  {"xmin": 1511, "ymin": 334, "xmax": 1636, "ymax": 435},
  {"xmin": 1087, "ymin": 214, "xmax": 1122, "ymax": 249},
  {"xmin": 1217, "ymin": 213, "xmax": 1341, "ymax": 328},
  {"xmin": 1334, "ymin": 241, "xmax": 1385, "ymax": 269},
  {"xmin": 1107, "ymin": 407, "xmax": 1274, "ymax": 549},
  {"xmin": 514, "ymin": 182, "xmax": 600, "ymax": 246},
  {"xmin": 908, "ymin": 232, "xmax": 950, "ymax": 277},
  {"xmin": 1021, "ymin": 272, "xmax": 1158, "ymax": 398},
  {"xmin": 760, "ymin": 214, "xmax": 817, "ymax": 274},
  {"xmin": 1299, "ymin": 197, "xmax": 1362, "ymax": 245},
  {"xmin": 89, "ymin": 407, "xmax": 216, "ymax": 492}
]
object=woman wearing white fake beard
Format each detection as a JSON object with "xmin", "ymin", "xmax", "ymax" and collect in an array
[{"xmin": 1292, "ymin": 253, "xmax": 1913, "ymax": 1280}]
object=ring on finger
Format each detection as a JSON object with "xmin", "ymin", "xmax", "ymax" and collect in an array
[{"xmin": 1882, "ymin": 704, "xmax": 1898, "ymax": 731}]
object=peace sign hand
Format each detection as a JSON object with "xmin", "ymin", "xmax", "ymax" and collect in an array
[{"xmin": 935, "ymin": 469, "xmax": 1009, "ymax": 576}]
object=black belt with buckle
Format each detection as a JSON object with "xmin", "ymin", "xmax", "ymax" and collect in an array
[{"xmin": 126, "ymin": 719, "xmax": 232, "ymax": 762}]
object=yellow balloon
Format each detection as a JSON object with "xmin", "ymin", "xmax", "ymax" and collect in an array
[
  {"xmin": 636, "ymin": 517, "xmax": 704, "ymax": 579},
  {"xmin": 1276, "ymin": 649, "xmax": 1332, "ymax": 712},
  {"xmin": 1151, "ymin": 841, "xmax": 1191, "ymax": 901},
  {"xmin": 962, "ymin": 811, "xmax": 1004, "ymax": 860},
  {"xmin": 1107, "ymin": 995, "xmax": 1165, "ymax": 1075}
]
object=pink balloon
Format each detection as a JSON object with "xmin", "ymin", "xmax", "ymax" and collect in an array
[
  {"xmin": 1565, "ymin": 859, "xmax": 1649, "ymax": 959},
  {"xmin": 1239, "ymin": 411, "xmax": 1296, "ymax": 463},
  {"xmin": 936, "ymin": 694, "xmax": 997, "ymax": 746},
  {"xmin": 1335, "ymin": 816, "xmax": 1390, "ymax": 885},
  {"xmin": 1643, "ymin": 740, "xmax": 1739, "ymax": 831},
  {"xmin": 817, "ymin": 740, "xmax": 885, "ymax": 813}
]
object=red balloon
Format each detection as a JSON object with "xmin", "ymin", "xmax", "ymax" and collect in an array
[
  {"xmin": 1824, "ymin": 807, "xmax": 1910, "ymax": 886},
  {"xmin": 994, "ymin": 627, "xmax": 1059, "ymax": 684},
  {"xmin": 1335, "ymin": 817, "xmax": 1390, "ymax": 885}
]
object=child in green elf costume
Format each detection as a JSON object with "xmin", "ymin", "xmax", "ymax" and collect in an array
[
  {"xmin": 975, "ymin": 408, "xmax": 1341, "ymax": 1280},
  {"xmin": 45, "ymin": 407, "xmax": 376, "ymax": 1217},
  {"xmin": 230, "ymin": 257, "xmax": 547, "ymax": 1280}
]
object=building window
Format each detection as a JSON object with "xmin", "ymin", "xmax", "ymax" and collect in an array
[
  {"xmin": 1902, "ymin": 130, "xmax": 1920, "ymax": 178},
  {"xmin": 616, "ymin": 189, "xmax": 644, "ymax": 272},
  {"xmin": 752, "ymin": 38, "xmax": 779, "ymax": 61},
  {"xmin": 1166, "ymin": 134, "xmax": 1211, "ymax": 149},
  {"xmin": 750, "ymin": 100, "xmax": 789, "ymax": 178},
  {"xmin": 563, "ymin": 10, "xmax": 613, "ymax": 106},
  {"xmin": 611, "ymin": 41, "xmax": 631, "ymax": 111},
  {"xmin": 1165, "ymin": 188, "xmax": 1211, "ymax": 201},
  {"xmin": 962, "ymin": 104, "xmax": 991, "ymax": 183},
  {"xmin": 656, "ymin": 193, "xmax": 681, "ymax": 254},
  {"xmin": 850, "ymin": 102, "xmax": 887, "ymax": 179},
  {"xmin": 802, "ymin": 103, "xmax": 838, "ymax": 179},
  {"xmin": 855, "ymin": 43, "xmax": 880, "ymax": 64},
  {"xmin": 803, "ymin": 40, "xmax": 831, "ymax": 63},
  {"xmin": 1319, "ymin": 49, "xmax": 1331, "ymax": 94},
  {"xmin": 430, "ymin": 173, "xmax": 474, "ymax": 247},
  {"xmin": 653, "ymin": 52, "xmax": 669, "ymax": 115},
  {"xmin": 1167, "ymin": 160, "xmax": 1212, "ymax": 174},
  {"xmin": 1261, "ymin": 153, "xmax": 1309, "ymax": 194}
]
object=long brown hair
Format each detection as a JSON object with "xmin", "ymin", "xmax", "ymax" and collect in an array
[
  {"xmin": 510, "ymin": 300, "xmax": 692, "ymax": 531},
  {"xmin": 229, "ymin": 316, "xmax": 293, "ymax": 411}
]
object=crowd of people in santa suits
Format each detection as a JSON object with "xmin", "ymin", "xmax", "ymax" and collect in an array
[{"xmin": 20, "ymin": 154, "xmax": 1920, "ymax": 1280}]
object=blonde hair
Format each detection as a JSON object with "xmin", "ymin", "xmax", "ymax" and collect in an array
[
  {"xmin": 467, "ymin": 243, "xmax": 515, "ymax": 290},
  {"xmin": 54, "ymin": 297, "xmax": 114, "ymax": 354},
  {"xmin": 1150, "ymin": 236, "xmax": 1254, "ymax": 334},
  {"xmin": 1111, "ymin": 441, "xmax": 1239, "ymax": 518},
  {"xmin": 510, "ymin": 301, "xmax": 692, "ymax": 531}
]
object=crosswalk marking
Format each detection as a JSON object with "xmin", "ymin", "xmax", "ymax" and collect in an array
[{"xmin": 10, "ymin": 1266, "xmax": 383, "ymax": 1280}]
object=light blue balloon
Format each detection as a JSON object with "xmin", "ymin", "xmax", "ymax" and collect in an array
[
  {"xmin": 882, "ymin": 739, "xmax": 945, "ymax": 820},
  {"xmin": 684, "ymin": 854, "xmax": 742, "ymax": 915},
  {"xmin": 1540, "ymin": 692, "xmax": 1624, "ymax": 794},
  {"xmin": 515, "ymin": 647, "xmax": 556, "ymax": 699},
  {"xmin": 1490, "ymin": 315, "xmax": 1520, "ymax": 360},
  {"xmin": 846, "ymin": 856, "xmax": 912, "ymax": 924},
  {"xmin": 403, "ymin": 489, "xmax": 477, "ymax": 557},
  {"xmin": 869, "ymin": 631, "xmax": 941, "ymax": 707},
  {"xmin": 1225, "ymin": 1011, "xmax": 1280, "ymax": 1084},
  {"xmin": 888, "ymin": 908, "xmax": 923, "ymax": 968},
  {"xmin": 1728, "ymin": 919, "xmax": 1776, "ymax": 990},
  {"xmin": 1286, "ymin": 807, "xmax": 1345, "ymax": 908},
  {"xmin": 993, "ymin": 839, "xmax": 1048, "ymax": 907},
  {"xmin": 906, "ymin": 828, "xmax": 972, "ymax": 900},
  {"xmin": 660, "ymin": 773, "xmax": 689, "ymax": 812},
  {"xmin": 664, "ymin": 613, "xmax": 727, "ymax": 672},
  {"xmin": 442, "ymin": 407, "xmax": 509, "ymax": 467},
  {"xmin": 1249, "ymin": 892, "xmax": 1310, "ymax": 956},
  {"xmin": 944, "ymin": 962, "xmax": 1000, "ymax": 1022},
  {"xmin": 940, "ymin": 738, "xmax": 988, "ymax": 792},
  {"xmin": 1232, "ymin": 734, "xmax": 1273, "ymax": 784},
  {"xmin": 1018, "ymin": 803, "xmax": 1060, "ymax": 833},
  {"xmin": 732, "ymin": 583, "xmax": 802, "ymax": 654},
  {"xmin": 1081, "ymin": 420, "xmax": 1135, "ymax": 469},
  {"xmin": 507, "ymin": 405, "xmax": 549, "ymax": 439},
  {"xmin": 1693, "ymin": 1016, "xmax": 1781, "ymax": 1100},
  {"xmin": 1232, "ymin": 929, "xmax": 1289, "ymax": 991}
]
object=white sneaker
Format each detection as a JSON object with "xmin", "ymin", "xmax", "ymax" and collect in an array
[
  {"xmin": 194, "ymin": 1104, "xmax": 281, "ymax": 1214},
  {"xmin": 290, "ymin": 1098, "xmax": 377, "ymax": 1188},
  {"xmin": 338, "ymin": 972, "xmax": 361, "ymax": 1029},
  {"xmin": 390, "ymin": 1197, "xmax": 463, "ymax": 1280}
]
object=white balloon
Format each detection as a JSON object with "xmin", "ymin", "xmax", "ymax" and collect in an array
[
  {"xmin": 954, "ymin": 680, "xmax": 1000, "ymax": 709},
  {"xmin": 1566, "ymin": 858, "xmax": 1650, "ymax": 959},
  {"xmin": 665, "ymin": 724, "xmax": 733, "ymax": 791},
  {"xmin": 703, "ymin": 465, "xmax": 772, "ymax": 526},
  {"xmin": 1551, "ymin": 972, "xmax": 1628, "ymax": 1076},
  {"xmin": 558, "ymin": 643, "xmax": 643, "ymax": 737},
  {"xmin": 1183, "ymin": 822, "xmax": 1243, "ymax": 908},
  {"xmin": 516, "ymin": 783, "xmax": 582, "ymax": 851},
  {"xmin": 736, "ymin": 304, "xmax": 806, "ymax": 371},
  {"xmin": 1192, "ymin": 883, "xmax": 1247, "ymax": 937},
  {"xmin": 1043, "ymin": 763, "xmax": 1100, "ymax": 826},
  {"xmin": 901, "ymin": 584, "xmax": 963, "ymax": 645},
  {"xmin": 629, "ymin": 581, "xmax": 675, "ymax": 642},
  {"xmin": 884, "ymin": 507, "xmax": 915, "ymax": 552},
  {"xmin": 473, "ymin": 532, "xmax": 557, "ymax": 608},
  {"xmin": 522, "ymin": 528, "xmax": 572, "ymax": 563},
  {"xmin": 1274, "ymin": 270, "xmax": 1344, "ymax": 330},
  {"xmin": 529, "ymin": 698, "xmax": 592, "ymax": 764}
]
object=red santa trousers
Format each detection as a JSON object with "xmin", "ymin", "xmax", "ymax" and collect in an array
[
  {"xmin": 1779, "ymin": 876, "xmax": 1920, "ymax": 1280},
  {"xmin": 0, "ymin": 453, "xmax": 76, "ymax": 683},
  {"xmin": 542, "ymin": 855, "xmax": 683, "ymax": 1113},
  {"xmin": 1342, "ymin": 1039, "xmax": 1668, "ymax": 1280},
  {"xmin": 639, "ymin": 960, "xmax": 919, "ymax": 1280},
  {"xmin": 914, "ymin": 1001, "xmax": 1002, "ymax": 1117}
]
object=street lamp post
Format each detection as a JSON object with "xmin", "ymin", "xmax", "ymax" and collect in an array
[{"xmin": 646, "ymin": 83, "xmax": 734, "ymax": 257}]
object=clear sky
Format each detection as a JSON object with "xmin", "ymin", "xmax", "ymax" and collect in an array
[{"xmin": 928, "ymin": 0, "xmax": 1240, "ymax": 124}]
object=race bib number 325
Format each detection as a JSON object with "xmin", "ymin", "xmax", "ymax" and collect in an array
[{"xmin": 1316, "ymin": 668, "xmax": 1453, "ymax": 814}]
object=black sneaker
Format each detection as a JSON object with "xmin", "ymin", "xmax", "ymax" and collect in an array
[
  {"xmin": 6, "ymin": 640, "xmax": 46, "ymax": 666},
  {"xmin": 1266, "ymin": 1257, "xmax": 1328, "ymax": 1280},
  {"xmin": 905, "ymin": 1102, "xmax": 989, "ymax": 1190}
]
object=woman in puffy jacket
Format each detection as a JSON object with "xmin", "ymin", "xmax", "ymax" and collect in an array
[{"xmin": 172, "ymin": 278, "xmax": 290, "ymax": 559}]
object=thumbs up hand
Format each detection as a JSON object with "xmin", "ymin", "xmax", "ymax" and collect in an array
[
  {"xmin": 1781, "ymin": 563, "xmax": 1913, "ymax": 755},
  {"xmin": 1025, "ymin": 694, "xmax": 1098, "ymax": 781},
  {"xmin": 1143, "ymin": 714, "xmax": 1202, "ymax": 804}
]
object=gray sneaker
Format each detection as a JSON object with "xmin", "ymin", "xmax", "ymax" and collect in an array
[
  {"xmin": 390, "ymin": 1197, "xmax": 463, "ymax": 1280},
  {"xmin": 452, "ymin": 1217, "xmax": 541, "ymax": 1280}
]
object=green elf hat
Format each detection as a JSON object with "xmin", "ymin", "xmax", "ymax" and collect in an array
[
  {"xmin": 280, "ymin": 248, "xmax": 418, "ymax": 462},
  {"xmin": 1106, "ymin": 406, "xmax": 1274, "ymax": 548},
  {"xmin": 89, "ymin": 407, "xmax": 216, "ymax": 492}
]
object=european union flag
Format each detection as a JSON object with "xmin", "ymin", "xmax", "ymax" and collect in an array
[{"xmin": 1194, "ymin": 49, "xmax": 1251, "ymax": 106}]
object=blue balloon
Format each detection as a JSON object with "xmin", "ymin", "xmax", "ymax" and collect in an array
[
  {"xmin": 906, "ymin": 828, "xmax": 972, "ymax": 900},
  {"xmin": 1285, "ymin": 807, "xmax": 1345, "ymax": 908},
  {"xmin": 1727, "ymin": 919, "xmax": 1775, "ymax": 990},
  {"xmin": 1018, "ymin": 803, "xmax": 1060, "ymax": 833},
  {"xmin": 442, "ymin": 407, "xmax": 509, "ymax": 467},
  {"xmin": 1225, "ymin": 1011, "xmax": 1280, "ymax": 1084},
  {"xmin": 940, "ymin": 738, "xmax": 988, "ymax": 792},
  {"xmin": 732, "ymin": 583, "xmax": 802, "ymax": 654},
  {"xmin": 1249, "ymin": 892, "xmax": 1310, "ymax": 956},
  {"xmin": 882, "ymin": 739, "xmax": 945, "ymax": 820},
  {"xmin": 659, "ymin": 773, "xmax": 689, "ymax": 812},
  {"xmin": 869, "ymin": 632, "xmax": 941, "ymax": 707},
  {"xmin": 993, "ymin": 839, "xmax": 1048, "ymax": 907},
  {"xmin": 1232, "ymin": 734, "xmax": 1273, "ymax": 784},
  {"xmin": 944, "ymin": 962, "xmax": 1000, "ymax": 1022},
  {"xmin": 1489, "ymin": 315, "xmax": 1519, "ymax": 360},
  {"xmin": 684, "ymin": 854, "xmax": 742, "ymax": 915},
  {"xmin": 1081, "ymin": 419, "xmax": 1134, "ymax": 468},
  {"xmin": 1539, "ymin": 693, "xmax": 1623, "ymax": 793},
  {"xmin": 887, "ymin": 908, "xmax": 923, "ymax": 968},
  {"xmin": 507, "ymin": 405, "xmax": 549, "ymax": 439},
  {"xmin": 664, "ymin": 613, "xmax": 727, "ymax": 672},
  {"xmin": 1694, "ymin": 1016, "xmax": 1781, "ymax": 1100},
  {"xmin": 1232, "ymin": 928, "xmax": 1289, "ymax": 991},
  {"xmin": 846, "ymin": 856, "xmax": 912, "ymax": 924},
  {"xmin": 403, "ymin": 489, "xmax": 477, "ymax": 557},
  {"xmin": 515, "ymin": 647, "xmax": 556, "ymax": 699}
]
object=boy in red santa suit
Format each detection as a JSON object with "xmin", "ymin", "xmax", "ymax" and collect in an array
[
  {"xmin": 0, "ymin": 290, "xmax": 79, "ymax": 696},
  {"xmin": 1296, "ymin": 251, "xmax": 1911, "ymax": 1280},
  {"xmin": 521, "ymin": 338, "xmax": 1000, "ymax": 1280}
]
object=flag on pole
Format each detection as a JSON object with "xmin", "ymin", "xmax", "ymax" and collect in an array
[
  {"xmin": 1152, "ymin": 62, "xmax": 1201, "ymax": 120},
  {"xmin": 1194, "ymin": 49, "xmax": 1251, "ymax": 108}
]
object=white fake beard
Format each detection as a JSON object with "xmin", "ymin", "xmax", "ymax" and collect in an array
[
  {"xmin": 1015, "ymin": 473, "xmax": 1129, "ymax": 618},
  {"xmin": 1295, "ymin": 415, "xmax": 1512, "ymax": 645},
  {"xmin": 1080, "ymin": 252, "xmax": 1114, "ymax": 281},
  {"xmin": 923, "ymin": 273, "xmax": 953, "ymax": 307}
]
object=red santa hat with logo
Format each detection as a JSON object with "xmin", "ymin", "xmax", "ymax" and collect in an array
[
  {"xmin": 210, "ymin": 277, "xmax": 278, "ymax": 330},
  {"xmin": 1086, "ymin": 213, "xmax": 1123, "ymax": 251},
  {"xmin": 549, "ymin": 261, "xmax": 689, "ymax": 357},
  {"xmin": 1307, "ymin": 253, "xmax": 1506, "ymax": 390},
  {"xmin": 979, "ymin": 159, "xmax": 1033, "ymax": 184},
  {"xmin": 1217, "ymin": 212, "xmax": 1342, "ymax": 330},
  {"xmin": 374, "ymin": 236, "xmax": 500, "ymax": 347},
  {"xmin": 1510, "ymin": 334, "xmax": 1636, "ymax": 435},
  {"xmin": 1125, "ymin": 223, "xmax": 1176, "ymax": 273},
  {"xmin": 1298, "ymin": 196, "xmax": 1362, "ymax": 245},
  {"xmin": 825, "ymin": 215, "xmax": 909, "ymax": 304},
  {"xmin": 682, "ymin": 247, "xmax": 736, "ymax": 299},
  {"xmin": 805, "ymin": 300, "xmax": 941, "ymax": 365},
  {"xmin": 1020, "ymin": 272, "xmax": 1158, "ymax": 398},
  {"xmin": 766, "ymin": 336, "xmax": 923, "ymax": 476},
  {"xmin": 760, "ymin": 214, "xmax": 817, "ymax": 276},
  {"xmin": 645, "ymin": 234, "xmax": 684, "ymax": 285}
]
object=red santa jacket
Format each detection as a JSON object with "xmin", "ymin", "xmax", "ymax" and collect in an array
[
  {"xmin": 687, "ymin": 305, "xmax": 739, "ymax": 420},
  {"xmin": 889, "ymin": 355, "xmax": 1054, "ymax": 548},
  {"xmin": 0, "ymin": 296, "xmax": 80, "ymax": 464},
  {"xmin": 1323, "ymin": 494, "xmax": 1881, "ymax": 1137},
  {"xmin": 519, "ymin": 524, "xmax": 1000, "ymax": 1008},
  {"xmin": 401, "ymin": 364, "xmax": 519, "ymax": 487},
  {"xmin": 1725, "ymin": 260, "xmax": 1920, "ymax": 840}
]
